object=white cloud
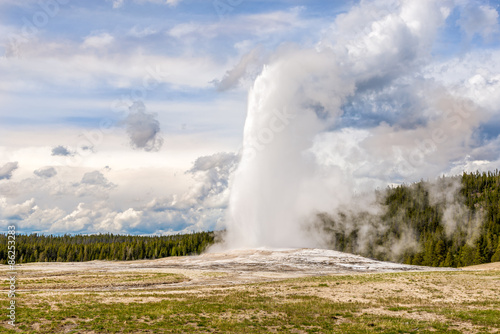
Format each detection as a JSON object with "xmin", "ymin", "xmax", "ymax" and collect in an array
[
  {"xmin": 110, "ymin": 0, "xmax": 183, "ymax": 8},
  {"xmin": 0, "ymin": 162, "xmax": 18, "ymax": 180},
  {"xmin": 223, "ymin": 0, "xmax": 500, "ymax": 248},
  {"xmin": 167, "ymin": 7, "xmax": 309, "ymax": 41},
  {"xmin": 34, "ymin": 166, "xmax": 57, "ymax": 178},
  {"xmin": 0, "ymin": 46, "xmax": 226, "ymax": 92},
  {"xmin": 113, "ymin": 208, "xmax": 142, "ymax": 228},
  {"xmin": 458, "ymin": 4, "xmax": 499, "ymax": 40},
  {"xmin": 0, "ymin": 130, "xmax": 238, "ymax": 234},
  {"xmin": 0, "ymin": 198, "xmax": 36, "ymax": 220},
  {"xmin": 51, "ymin": 145, "xmax": 72, "ymax": 156},
  {"xmin": 213, "ymin": 46, "xmax": 264, "ymax": 91},
  {"xmin": 124, "ymin": 102, "xmax": 163, "ymax": 152},
  {"xmin": 164, "ymin": 0, "xmax": 181, "ymax": 6},
  {"xmin": 128, "ymin": 26, "xmax": 158, "ymax": 37},
  {"xmin": 184, "ymin": 151, "xmax": 239, "ymax": 208},
  {"xmin": 2, "ymin": 0, "xmax": 500, "ymax": 239},
  {"xmin": 111, "ymin": 0, "xmax": 124, "ymax": 8},
  {"xmin": 423, "ymin": 49, "xmax": 500, "ymax": 112},
  {"xmin": 168, "ymin": 22, "xmax": 201, "ymax": 38},
  {"xmin": 82, "ymin": 32, "xmax": 114, "ymax": 49},
  {"xmin": 81, "ymin": 170, "xmax": 113, "ymax": 187}
]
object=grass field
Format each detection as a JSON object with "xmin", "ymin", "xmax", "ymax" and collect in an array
[{"xmin": 1, "ymin": 264, "xmax": 499, "ymax": 333}]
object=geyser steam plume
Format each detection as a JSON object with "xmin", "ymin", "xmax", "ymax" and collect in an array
[
  {"xmin": 226, "ymin": 49, "xmax": 355, "ymax": 248},
  {"xmin": 224, "ymin": 0, "xmax": 489, "ymax": 249}
]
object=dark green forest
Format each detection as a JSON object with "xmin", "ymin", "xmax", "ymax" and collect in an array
[
  {"xmin": 321, "ymin": 171, "xmax": 500, "ymax": 267},
  {"xmin": 0, "ymin": 231, "xmax": 215, "ymax": 264}
]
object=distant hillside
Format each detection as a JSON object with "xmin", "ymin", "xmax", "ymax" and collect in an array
[
  {"xmin": 320, "ymin": 171, "xmax": 500, "ymax": 267},
  {"xmin": 0, "ymin": 231, "xmax": 215, "ymax": 264}
]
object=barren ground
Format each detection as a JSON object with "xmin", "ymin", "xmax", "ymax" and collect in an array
[{"xmin": 1, "ymin": 248, "xmax": 499, "ymax": 333}]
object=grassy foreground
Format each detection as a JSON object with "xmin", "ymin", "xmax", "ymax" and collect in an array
[{"xmin": 1, "ymin": 269, "xmax": 499, "ymax": 333}]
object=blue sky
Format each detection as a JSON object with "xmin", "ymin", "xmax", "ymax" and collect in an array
[{"xmin": 0, "ymin": 0, "xmax": 499, "ymax": 236}]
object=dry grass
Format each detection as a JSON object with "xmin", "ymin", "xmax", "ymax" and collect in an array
[{"xmin": 1, "ymin": 257, "xmax": 499, "ymax": 333}]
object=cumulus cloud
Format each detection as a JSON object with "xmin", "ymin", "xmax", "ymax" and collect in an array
[
  {"xmin": 34, "ymin": 167, "xmax": 57, "ymax": 179},
  {"xmin": 0, "ymin": 162, "xmax": 19, "ymax": 180},
  {"xmin": 148, "ymin": 152, "xmax": 238, "ymax": 211},
  {"xmin": 81, "ymin": 171, "xmax": 113, "ymax": 187},
  {"xmin": 188, "ymin": 152, "xmax": 239, "ymax": 174},
  {"xmin": 185, "ymin": 152, "xmax": 239, "ymax": 207},
  {"xmin": 143, "ymin": 152, "xmax": 239, "ymax": 233},
  {"xmin": 0, "ymin": 198, "xmax": 36, "ymax": 220},
  {"xmin": 98, "ymin": 208, "xmax": 143, "ymax": 232},
  {"xmin": 49, "ymin": 202, "xmax": 104, "ymax": 233},
  {"xmin": 51, "ymin": 146, "xmax": 72, "ymax": 156},
  {"xmin": 124, "ymin": 101, "xmax": 164, "ymax": 152},
  {"xmin": 0, "ymin": 151, "xmax": 237, "ymax": 235}
]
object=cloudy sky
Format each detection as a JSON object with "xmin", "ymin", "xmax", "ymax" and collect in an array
[{"xmin": 0, "ymin": 0, "xmax": 499, "ymax": 236}]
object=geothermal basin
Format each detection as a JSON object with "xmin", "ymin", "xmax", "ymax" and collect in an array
[{"xmin": 12, "ymin": 248, "xmax": 458, "ymax": 291}]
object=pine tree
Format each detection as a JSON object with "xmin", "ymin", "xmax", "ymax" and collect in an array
[{"xmin": 491, "ymin": 238, "xmax": 500, "ymax": 263}]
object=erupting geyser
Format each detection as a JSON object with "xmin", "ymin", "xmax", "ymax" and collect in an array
[
  {"xmin": 223, "ymin": 0, "xmax": 487, "ymax": 250},
  {"xmin": 225, "ymin": 49, "xmax": 355, "ymax": 248}
]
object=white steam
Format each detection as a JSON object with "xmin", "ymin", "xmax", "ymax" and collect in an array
[
  {"xmin": 226, "ymin": 48, "xmax": 354, "ymax": 248},
  {"xmin": 223, "ymin": 0, "xmax": 493, "ymax": 249}
]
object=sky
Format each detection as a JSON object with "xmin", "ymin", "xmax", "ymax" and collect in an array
[{"xmin": 0, "ymin": 0, "xmax": 499, "ymax": 236}]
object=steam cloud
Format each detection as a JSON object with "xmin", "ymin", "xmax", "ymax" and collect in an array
[{"xmin": 224, "ymin": 0, "xmax": 496, "ymax": 249}]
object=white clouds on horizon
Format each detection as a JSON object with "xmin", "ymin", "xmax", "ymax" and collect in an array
[{"xmin": 0, "ymin": 151, "xmax": 238, "ymax": 235}]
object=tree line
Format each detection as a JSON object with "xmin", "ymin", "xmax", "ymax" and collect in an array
[
  {"xmin": 2, "ymin": 171, "xmax": 500, "ymax": 267},
  {"xmin": 0, "ymin": 231, "xmax": 215, "ymax": 264},
  {"xmin": 321, "ymin": 171, "xmax": 500, "ymax": 267}
]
